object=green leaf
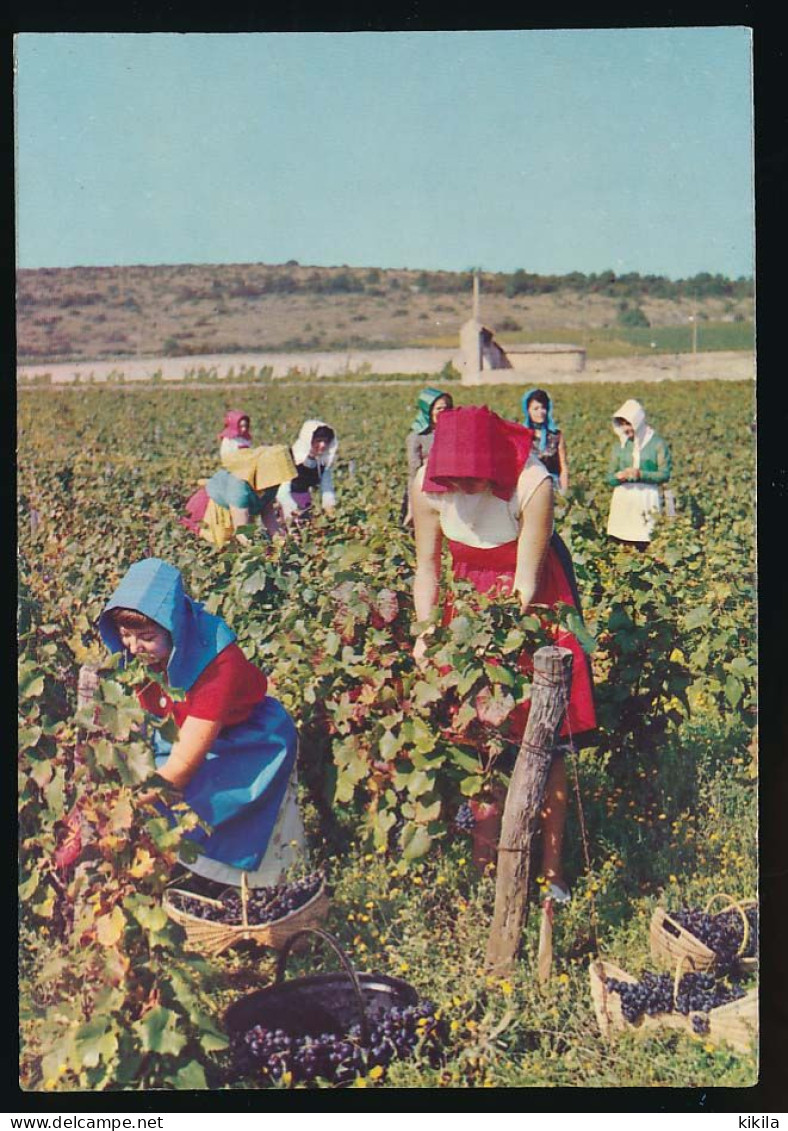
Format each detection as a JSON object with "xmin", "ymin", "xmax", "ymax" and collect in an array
[
  {"xmin": 401, "ymin": 822, "xmax": 432, "ymax": 861},
  {"xmin": 459, "ymin": 774, "xmax": 484, "ymax": 797},
  {"xmin": 133, "ymin": 1006, "xmax": 188, "ymax": 1056},
  {"xmin": 412, "ymin": 798, "xmax": 442, "ymax": 823},
  {"xmin": 168, "ymin": 1060, "xmax": 208, "ymax": 1090},
  {"xmin": 501, "ymin": 628, "xmax": 526, "ymax": 653},
  {"xmin": 18, "ymin": 871, "xmax": 40, "ymax": 900},
  {"xmin": 484, "ymin": 662, "xmax": 515, "ymax": 687},
  {"xmin": 405, "ymin": 770, "xmax": 433, "ymax": 799},
  {"xmin": 108, "ymin": 796, "xmax": 134, "ymax": 833},
  {"xmin": 412, "ymin": 678, "xmax": 443, "ymax": 707},
  {"xmin": 190, "ymin": 1012, "xmax": 230, "ymax": 1052},
  {"xmin": 100, "ymin": 679, "xmax": 128, "ymax": 706},
  {"xmin": 333, "ymin": 741, "xmax": 367, "ymax": 804},
  {"xmin": 563, "ymin": 609, "xmax": 597, "ymax": 654},
  {"xmin": 456, "ymin": 666, "xmax": 481, "ymax": 696},
  {"xmin": 124, "ymin": 741, "xmax": 156, "ymax": 782},
  {"xmin": 242, "ymin": 567, "xmax": 268, "ymax": 595},
  {"xmin": 128, "ymin": 897, "xmax": 170, "ymax": 933},
  {"xmin": 449, "ymin": 747, "xmax": 482, "ymax": 774},
  {"xmin": 29, "ymin": 759, "xmax": 54, "ymax": 790},
  {"xmin": 43, "ymin": 766, "xmax": 66, "ymax": 817},
  {"xmin": 449, "ymin": 615, "xmax": 473, "ymax": 644},
  {"xmin": 684, "ymin": 606, "xmax": 712, "ymax": 630},
  {"xmin": 18, "ymin": 663, "xmax": 45, "ymax": 699},
  {"xmin": 378, "ymin": 729, "xmax": 402, "ymax": 761},
  {"xmin": 73, "ymin": 1018, "xmax": 119, "ymax": 1070},
  {"xmin": 96, "ymin": 905, "xmax": 126, "ymax": 946},
  {"xmin": 725, "ymin": 675, "xmax": 743, "ymax": 708},
  {"xmin": 18, "ymin": 725, "xmax": 43, "ymax": 748}
]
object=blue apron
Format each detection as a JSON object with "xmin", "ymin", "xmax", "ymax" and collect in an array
[{"xmin": 152, "ymin": 696, "xmax": 298, "ymax": 871}]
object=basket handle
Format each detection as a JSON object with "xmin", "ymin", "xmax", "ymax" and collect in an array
[
  {"xmin": 672, "ymin": 953, "xmax": 690, "ymax": 1010},
  {"xmin": 703, "ymin": 893, "xmax": 750, "ymax": 958},
  {"xmin": 241, "ymin": 871, "xmax": 250, "ymax": 929},
  {"xmin": 275, "ymin": 927, "xmax": 370, "ymax": 1046}
]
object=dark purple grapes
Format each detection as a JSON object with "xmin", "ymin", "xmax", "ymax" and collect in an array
[
  {"xmin": 605, "ymin": 970, "xmax": 745, "ymax": 1027},
  {"xmin": 232, "ymin": 999, "xmax": 446, "ymax": 1086},
  {"xmin": 454, "ymin": 802, "xmax": 476, "ymax": 834},
  {"xmin": 170, "ymin": 872, "xmax": 324, "ymax": 926},
  {"xmin": 670, "ymin": 905, "xmax": 758, "ymax": 969}
]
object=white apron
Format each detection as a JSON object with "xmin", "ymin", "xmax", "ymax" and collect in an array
[{"xmin": 606, "ymin": 482, "xmax": 661, "ymax": 542}]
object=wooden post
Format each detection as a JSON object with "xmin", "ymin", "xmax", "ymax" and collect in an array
[{"xmin": 485, "ymin": 645, "xmax": 573, "ymax": 974}]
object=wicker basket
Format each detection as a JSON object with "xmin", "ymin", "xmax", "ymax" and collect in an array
[
  {"xmin": 589, "ymin": 958, "xmax": 758, "ymax": 1055},
  {"xmin": 163, "ymin": 872, "xmax": 330, "ymax": 957},
  {"xmin": 650, "ymin": 894, "xmax": 757, "ymax": 974}
]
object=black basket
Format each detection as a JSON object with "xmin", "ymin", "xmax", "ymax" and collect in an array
[{"xmin": 224, "ymin": 928, "xmax": 420, "ymax": 1048}]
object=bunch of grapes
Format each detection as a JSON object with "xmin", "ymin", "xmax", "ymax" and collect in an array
[
  {"xmin": 671, "ymin": 905, "xmax": 758, "ymax": 969},
  {"xmin": 605, "ymin": 970, "xmax": 745, "ymax": 1028},
  {"xmin": 605, "ymin": 972, "xmax": 674, "ymax": 1023},
  {"xmin": 454, "ymin": 802, "xmax": 476, "ymax": 834},
  {"xmin": 233, "ymin": 999, "xmax": 446, "ymax": 1086},
  {"xmin": 170, "ymin": 872, "xmax": 324, "ymax": 925}
]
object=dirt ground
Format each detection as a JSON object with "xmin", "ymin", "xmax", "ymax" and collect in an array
[{"xmin": 16, "ymin": 348, "xmax": 754, "ymax": 386}]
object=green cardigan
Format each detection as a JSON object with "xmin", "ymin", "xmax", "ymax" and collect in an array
[{"xmin": 606, "ymin": 433, "xmax": 671, "ymax": 487}]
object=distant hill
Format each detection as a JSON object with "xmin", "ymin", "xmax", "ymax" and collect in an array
[{"xmin": 16, "ymin": 262, "xmax": 754, "ymax": 364}]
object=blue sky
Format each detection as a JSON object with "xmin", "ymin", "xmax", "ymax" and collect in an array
[{"xmin": 14, "ymin": 29, "xmax": 754, "ymax": 278}]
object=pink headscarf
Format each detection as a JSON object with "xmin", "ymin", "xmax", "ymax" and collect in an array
[
  {"xmin": 423, "ymin": 405, "xmax": 534, "ymax": 500},
  {"xmin": 218, "ymin": 409, "xmax": 252, "ymax": 442}
]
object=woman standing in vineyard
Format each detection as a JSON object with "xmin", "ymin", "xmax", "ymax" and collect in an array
[
  {"xmin": 521, "ymin": 388, "xmax": 569, "ymax": 494},
  {"xmin": 277, "ymin": 420, "xmax": 339, "ymax": 525},
  {"xmin": 606, "ymin": 399, "xmax": 672, "ymax": 550},
  {"xmin": 402, "ymin": 387, "xmax": 454, "ymax": 525},
  {"xmin": 99, "ymin": 558, "xmax": 305, "ymax": 892},
  {"xmin": 410, "ymin": 406, "xmax": 596, "ymax": 899}
]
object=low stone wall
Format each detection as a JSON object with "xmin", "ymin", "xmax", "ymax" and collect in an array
[{"xmin": 461, "ymin": 344, "xmax": 586, "ymax": 385}]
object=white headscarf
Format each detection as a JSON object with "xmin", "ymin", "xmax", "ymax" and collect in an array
[
  {"xmin": 612, "ymin": 399, "xmax": 654, "ymax": 469},
  {"xmin": 291, "ymin": 419, "xmax": 339, "ymax": 470}
]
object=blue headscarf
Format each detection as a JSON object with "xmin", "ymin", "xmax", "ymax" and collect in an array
[
  {"xmin": 521, "ymin": 388, "xmax": 558, "ymax": 453},
  {"xmin": 99, "ymin": 558, "xmax": 236, "ymax": 692},
  {"xmin": 411, "ymin": 388, "xmax": 453, "ymax": 434}
]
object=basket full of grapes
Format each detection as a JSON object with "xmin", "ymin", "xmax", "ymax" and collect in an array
[
  {"xmin": 163, "ymin": 870, "xmax": 329, "ymax": 957},
  {"xmin": 589, "ymin": 958, "xmax": 757, "ymax": 1055},
  {"xmin": 649, "ymin": 894, "xmax": 758, "ymax": 975},
  {"xmin": 224, "ymin": 928, "xmax": 447, "ymax": 1087}
]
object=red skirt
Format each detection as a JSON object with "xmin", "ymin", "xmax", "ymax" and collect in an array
[
  {"xmin": 446, "ymin": 537, "xmax": 597, "ymax": 742},
  {"xmin": 179, "ymin": 486, "xmax": 210, "ymax": 535}
]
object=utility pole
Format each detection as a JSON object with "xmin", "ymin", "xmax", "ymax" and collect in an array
[{"xmin": 473, "ymin": 271, "xmax": 481, "ymax": 323}]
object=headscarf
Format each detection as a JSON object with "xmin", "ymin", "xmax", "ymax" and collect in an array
[
  {"xmin": 521, "ymin": 388, "xmax": 558, "ymax": 453},
  {"xmin": 423, "ymin": 405, "xmax": 534, "ymax": 501},
  {"xmin": 98, "ymin": 558, "xmax": 236, "ymax": 692},
  {"xmin": 218, "ymin": 409, "xmax": 252, "ymax": 443},
  {"xmin": 611, "ymin": 399, "xmax": 655, "ymax": 468},
  {"xmin": 411, "ymin": 388, "xmax": 453, "ymax": 434},
  {"xmin": 291, "ymin": 419, "xmax": 339, "ymax": 470}
]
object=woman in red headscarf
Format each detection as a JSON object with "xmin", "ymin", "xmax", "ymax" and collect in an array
[{"xmin": 410, "ymin": 406, "xmax": 596, "ymax": 899}]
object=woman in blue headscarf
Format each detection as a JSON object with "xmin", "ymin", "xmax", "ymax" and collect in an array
[
  {"xmin": 522, "ymin": 388, "xmax": 569, "ymax": 494},
  {"xmin": 99, "ymin": 558, "xmax": 303, "ymax": 891},
  {"xmin": 402, "ymin": 387, "xmax": 454, "ymax": 525}
]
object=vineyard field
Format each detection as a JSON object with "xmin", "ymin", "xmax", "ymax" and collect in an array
[{"xmin": 17, "ymin": 377, "xmax": 758, "ymax": 1092}]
